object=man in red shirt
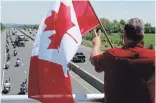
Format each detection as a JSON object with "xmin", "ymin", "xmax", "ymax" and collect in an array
[{"xmin": 90, "ymin": 18, "xmax": 155, "ymax": 103}]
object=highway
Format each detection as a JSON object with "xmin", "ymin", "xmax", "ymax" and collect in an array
[
  {"xmin": 1, "ymin": 28, "xmax": 103, "ymax": 103},
  {"xmin": 20, "ymin": 29, "xmax": 104, "ymax": 82}
]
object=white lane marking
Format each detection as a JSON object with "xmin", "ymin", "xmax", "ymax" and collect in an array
[
  {"xmin": 19, "ymin": 52, "xmax": 29, "ymax": 77},
  {"xmin": 24, "ymin": 70, "xmax": 28, "ymax": 78},
  {"xmin": 70, "ymin": 73, "xmax": 92, "ymax": 93},
  {"xmin": 4, "ymin": 49, "xmax": 6, "ymax": 61},
  {"xmin": 24, "ymin": 70, "xmax": 27, "ymax": 74},
  {"xmin": 19, "ymin": 57, "xmax": 24, "ymax": 66}
]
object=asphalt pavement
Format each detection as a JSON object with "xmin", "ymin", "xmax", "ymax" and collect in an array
[{"xmin": 1, "ymin": 28, "xmax": 102, "ymax": 103}]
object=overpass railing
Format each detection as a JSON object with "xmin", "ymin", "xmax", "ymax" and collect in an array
[{"xmin": 1, "ymin": 94, "xmax": 104, "ymax": 102}]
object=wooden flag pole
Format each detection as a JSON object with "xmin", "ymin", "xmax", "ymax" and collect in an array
[{"xmin": 88, "ymin": 1, "xmax": 114, "ymax": 48}]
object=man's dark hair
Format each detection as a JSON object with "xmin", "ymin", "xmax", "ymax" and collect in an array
[{"xmin": 124, "ymin": 18, "xmax": 144, "ymax": 42}]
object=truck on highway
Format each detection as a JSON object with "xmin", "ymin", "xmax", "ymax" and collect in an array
[{"xmin": 15, "ymin": 34, "xmax": 25, "ymax": 47}]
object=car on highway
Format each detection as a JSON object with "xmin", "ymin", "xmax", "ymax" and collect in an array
[{"xmin": 72, "ymin": 52, "xmax": 86, "ymax": 63}]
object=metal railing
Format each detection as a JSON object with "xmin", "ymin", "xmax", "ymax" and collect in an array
[{"xmin": 1, "ymin": 94, "xmax": 104, "ymax": 102}]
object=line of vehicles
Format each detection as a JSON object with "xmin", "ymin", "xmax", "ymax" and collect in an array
[
  {"xmin": 2, "ymin": 28, "xmax": 87, "ymax": 95},
  {"xmin": 2, "ymin": 29, "xmax": 27, "ymax": 95},
  {"xmin": 11, "ymin": 29, "xmax": 30, "ymax": 47}
]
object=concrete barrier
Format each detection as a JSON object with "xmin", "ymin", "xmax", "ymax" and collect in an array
[
  {"xmin": 18, "ymin": 29, "xmax": 35, "ymax": 41},
  {"xmin": 18, "ymin": 29, "xmax": 104, "ymax": 93},
  {"xmin": 68, "ymin": 62, "xmax": 104, "ymax": 93}
]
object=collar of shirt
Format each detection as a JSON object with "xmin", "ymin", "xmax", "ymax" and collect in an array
[{"xmin": 122, "ymin": 42, "xmax": 143, "ymax": 49}]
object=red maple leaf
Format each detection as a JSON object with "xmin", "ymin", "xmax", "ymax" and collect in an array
[{"xmin": 44, "ymin": 2, "xmax": 77, "ymax": 50}]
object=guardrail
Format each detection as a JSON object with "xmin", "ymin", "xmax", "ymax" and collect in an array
[
  {"xmin": 68, "ymin": 62, "xmax": 104, "ymax": 93},
  {"xmin": 18, "ymin": 29, "xmax": 104, "ymax": 93}
]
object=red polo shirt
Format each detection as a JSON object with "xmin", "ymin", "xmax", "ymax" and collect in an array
[{"xmin": 91, "ymin": 43, "xmax": 155, "ymax": 103}]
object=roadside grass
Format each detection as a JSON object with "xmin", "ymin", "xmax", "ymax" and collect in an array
[
  {"xmin": 82, "ymin": 33, "xmax": 155, "ymax": 51},
  {"xmin": 144, "ymin": 34, "xmax": 155, "ymax": 48},
  {"xmin": 82, "ymin": 39, "xmax": 113, "ymax": 51},
  {"xmin": 0, "ymin": 29, "xmax": 5, "ymax": 33}
]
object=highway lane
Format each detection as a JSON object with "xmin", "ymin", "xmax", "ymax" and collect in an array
[
  {"xmin": 1, "ymin": 29, "xmax": 101, "ymax": 98},
  {"xmin": 1, "ymin": 29, "xmax": 6, "ymax": 90},
  {"xmin": 20, "ymin": 29, "xmax": 104, "ymax": 82},
  {"xmin": 77, "ymin": 45, "xmax": 104, "ymax": 82}
]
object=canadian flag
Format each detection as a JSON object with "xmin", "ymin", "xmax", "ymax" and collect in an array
[{"xmin": 28, "ymin": 0, "xmax": 99, "ymax": 103}]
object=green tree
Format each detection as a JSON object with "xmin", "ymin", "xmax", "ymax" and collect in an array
[
  {"xmin": 100, "ymin": 18, "xmax": 112, "ymax": 34},
  {"xmin": 120, "ymin": 19, "xmax": 126, "ymax": 25},
  {"xmin": 144, "ymin": 23, "xmax": 155, "ymax": 33},
  {"xmin": 151, "ymin": 27, "xmax": 155, "ymax": 33},
  {"xmin": 111, "ymin": 20, "xmax": 123, "ymax": 33},
  {"xmin": 113, "ymin": 19, "xmax": 118, "ymax": 24},
  {"xmin": 1, "ymin": 23, "xmax": 5, "ymax": 30}
]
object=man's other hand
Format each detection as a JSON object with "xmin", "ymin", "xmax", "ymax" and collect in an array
[{"xmin": 92, "ymin": 29, "xmax": 101, "ymax": 47}]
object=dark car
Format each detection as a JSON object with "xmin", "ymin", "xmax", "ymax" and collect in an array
[{"xmin": 72, "ymin": 52, "xmax": 85, "ymax": 63}]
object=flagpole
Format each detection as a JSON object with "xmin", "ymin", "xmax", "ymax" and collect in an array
[{"xmin": 88, "ymin": 1, "xmax": 114, "ymax": 48}]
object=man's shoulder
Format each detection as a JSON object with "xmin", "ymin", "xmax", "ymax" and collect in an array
[
  {"xmin": 105, "ymin": 47, "xmax": 155, "ymax": 58},
  {"xmin": 105, "ymin": 48, "xmax": 130, "ymax": 57},
  {"xmin": 138, "ymin": 48, "xmax": 155, "ymax": 58}
]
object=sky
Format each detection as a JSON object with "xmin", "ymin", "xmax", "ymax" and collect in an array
[{"xmin": 1, "ymin": 0, "xmax": 155, "ymax": 26}]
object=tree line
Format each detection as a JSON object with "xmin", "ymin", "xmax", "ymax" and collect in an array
[
  {"xmin": 19, "ymin": 25, "xmax": 39, "ymax": 30},
  {"xmin": 98, "ymin": 18, "xmax": 155, "ymax": 34},
  {"xmin": 19, "ymin": 18, "xmax": 155, "ymax": 34},
  {"xmin": 1, "ymin": 23, "xmax": 5, "ymax": 30},
  {"xmin": 83, "ymin": 18, "xmax": 155, "ymax": 41}
]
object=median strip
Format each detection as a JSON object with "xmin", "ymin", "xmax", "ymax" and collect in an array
[{"xmin": 68, "ymin": 62, "xmax": 104, "ymax": 93}]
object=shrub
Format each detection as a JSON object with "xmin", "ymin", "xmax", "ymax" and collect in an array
[{"xmin": 148, "ymin": 43, "xmax": 155, "ymax": 50}]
